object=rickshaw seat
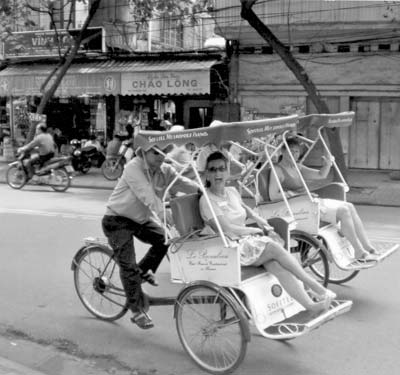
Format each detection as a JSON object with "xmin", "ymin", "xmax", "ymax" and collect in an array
[{"xmin": 170, "ymin": 193, "xmax": 204, "ymax": 237}]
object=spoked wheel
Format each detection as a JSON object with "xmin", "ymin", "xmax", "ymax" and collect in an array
[
  {"xmin": 316, "ymin": 236, "xmax": 360, "ymax": 284},
  {"xmin": 6, "ymin": 165, "xmax": 27, "ymax": 189},
  {"xmin": 175, "ymin": 283, "xmax": 249, "ymax": 374},
  {"xmin": 290, "ymin": 231, "xmax": 330, "ymax": 287},
  {"xmin": 50, "ymin": 168, "xmax": 71, "ymax": 192},
  {"xmin": 73, "ymin": 245, "xmax": 128, "ymax": 321},
  {"xmin": 101, "ymin": 158, "xmax": 124, "ymax": 180},
  {"xmin": 324, "ymin": 262, "xmax": 359, "ymax": 285}
]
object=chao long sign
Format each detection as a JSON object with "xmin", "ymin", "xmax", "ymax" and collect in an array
[{"xmin": 121, "ymin": 70, "xmax": 211, "ymax": 96}]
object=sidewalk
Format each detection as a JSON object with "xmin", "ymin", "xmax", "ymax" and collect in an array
[{"xmin": 0, "ymin": 156, "xmax": 399, "ymax": 206}]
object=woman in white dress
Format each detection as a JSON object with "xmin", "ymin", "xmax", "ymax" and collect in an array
[{"xmin": 199, "ymin": 151, "xmax": 336, "ymax": 315}]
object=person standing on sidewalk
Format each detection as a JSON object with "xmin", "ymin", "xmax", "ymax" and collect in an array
[{"xmin": 102, "ymin": 144, "xmax": 199, "ymax": 329}]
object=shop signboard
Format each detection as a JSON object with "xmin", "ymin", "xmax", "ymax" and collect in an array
[
  {"xmin": 3, "ymin": 27, "xmax": 104, "ymax": 58},
  {"xmin": 121, "ymin": 70, "xmax": 211, "ymax": 96},
  {"xmin": 0, "ymin": 72, "xmax": 120, "ymax": 97}
]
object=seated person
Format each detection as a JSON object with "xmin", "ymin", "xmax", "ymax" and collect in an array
[
  {"xmin": 106, "ymin": 134, "xmax": 123, "ymax": 157},
  {"xmin": 199, "ymin": 151, "xmax": 336, "ymax": 315},
  {"xmin": 84, "ymin": 134, "xmax": 104, "ymax": 153},
  {"xmin": 197, "ymin": 142, "xmax": 245, "ymax": 181},
  {"xmin": 167, "ymin": 142, "xmax": 197, "ymax": 179},
  {"xmin": 269, "ymin": 136, "xmax": 378, "ymax": 262},
  {"xmin": 18, "ymin": 123, "xmax": 55, "ymax": 177}
]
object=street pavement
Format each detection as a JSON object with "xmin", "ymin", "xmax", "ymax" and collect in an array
[
  {"xmin": 0, "ymin": 157, "xmax": 399, "ymax": 206},
  {"xmin": 0, "ymin": 155, "xmax": 399, "ymax": 374},
  {"xmin": 0, "ymin": 184, "xmax": 399, "ymax": 374}
]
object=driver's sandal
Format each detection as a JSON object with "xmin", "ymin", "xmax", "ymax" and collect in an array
[
  {"xmin": 140, "ymin": 271, "xmax": 158, "ymax": 286},
  {"xmin": 131, "ymin": 311, "xmax": 154, "ymax": 330}
]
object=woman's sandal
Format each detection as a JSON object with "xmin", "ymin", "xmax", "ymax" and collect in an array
[
  {"xmin": 308, "ymin": 289, "xmax": 337, "ymax": 302},
  {"xmin": 140, "ymin": 271, "xmax": 158, "ymax": 286},
  {"xmin": 357, "ymin": 252, "xmax": 378, "ymax": 263},
  {"xmin": 131, "ymin": 311, "xmax": 154, "ymax": 330}
]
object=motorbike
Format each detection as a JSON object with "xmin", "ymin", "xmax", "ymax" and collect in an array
[
  {"xmin": 6, "ymin": 151, "xmax": 74, "ymax": 192},
  {"xmin": 70, "ymin": 140, "xmax": 105, "ymax": 174},
  {"xmin": 101, "ymin": 139, "xmax": 134, "ymax": 180}
]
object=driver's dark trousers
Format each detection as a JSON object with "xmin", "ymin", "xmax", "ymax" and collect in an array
[{"xmin": 102, "ymin": 215, "xmax": 168, "ymax": 313}]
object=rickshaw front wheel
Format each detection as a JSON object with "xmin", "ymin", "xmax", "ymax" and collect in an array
[{"xmin": 175, "ymin": 283, "xmax": 249, "ymax": 374}]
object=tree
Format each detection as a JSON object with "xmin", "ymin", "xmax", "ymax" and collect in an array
[
  {"xmin": 1, "ymin": 0, "xmax": 210, "ymax": 141},
  {"xmin": 239, "ymin": 0, "xmax": 347, "ymax": 179}
]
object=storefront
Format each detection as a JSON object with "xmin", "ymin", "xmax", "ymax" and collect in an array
[{"xmin": 0, "ymin": 55, "xmax": 228, "ymax": 149}]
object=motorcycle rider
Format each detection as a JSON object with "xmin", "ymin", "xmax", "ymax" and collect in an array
[{"xmin": 18, "ymin": 123, "xmax": 55, "ymax": 178}]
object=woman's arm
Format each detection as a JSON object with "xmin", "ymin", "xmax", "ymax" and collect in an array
[
  {"xmin": 242, "ymin": 203, "xmax": 273, "ymax": 230},
  {"xmin": 205, "ymin": 215, "xmax": 262, "ymax": 238},
  {"xmin": 300, "ymin": 156, "xmax": 333, "ymax": 180}
]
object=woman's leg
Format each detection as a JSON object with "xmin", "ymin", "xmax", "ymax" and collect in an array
[
  {"xmin": 345, "ymin": 203, "xmax": 376, "ymax": 253},
  {"xmin": 252, "ymin": 242, "xmax": 330, "ymax": 297},
  {"xmin": 265, "ymin": 261, "xmax": 330, "ymax": 313},
  {"xmin": 336, "ymin": 204, "xmax": 370, "ymax": 258}
]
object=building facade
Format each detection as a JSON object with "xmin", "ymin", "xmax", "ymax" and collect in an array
[
  {"xmin": 213, "ymin": 0, "xmax": 400, "ymax": 170},
  {"xmin": 0, "ymin": 0, "xmax": 227, "ymax": 149}
]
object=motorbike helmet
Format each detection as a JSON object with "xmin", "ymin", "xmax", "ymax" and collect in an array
[{"xmin": 70, "ymin": 139, "xmax": 80, "ymax": 146}]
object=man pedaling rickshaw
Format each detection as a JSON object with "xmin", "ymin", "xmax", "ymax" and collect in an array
[{"xmin": 17, "ymin": 123, "xmax": 56, "ymax": 179}]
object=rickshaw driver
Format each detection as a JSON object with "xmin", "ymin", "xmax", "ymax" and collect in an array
[
  {"xmin": 269, "ymin": 137, "xmax": 378, "ymax": 262},
  {"xmin": 102, "ymin": 144, "xmax": 200, "ymax": 330}
]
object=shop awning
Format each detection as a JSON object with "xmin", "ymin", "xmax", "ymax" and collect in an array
[{"xmin": 0, "ymin": 58, "xmax": 220, "ymax": 97}]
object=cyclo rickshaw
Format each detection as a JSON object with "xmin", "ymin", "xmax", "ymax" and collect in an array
[
  {"xmin": 71, "ymin": 117, "xmax": 352, "ymax": 374},
  {"xmin": 247, "ymin": 112, "xmax": 399, "ymax": 285}
]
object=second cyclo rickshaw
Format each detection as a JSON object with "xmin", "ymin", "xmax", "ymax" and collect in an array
[
  {"xmin": 249, "ymin": 112, "xmax": 399, "ymax": 284},
  {"xmin": 71, "ymin": 118, "xmax": 352, "ymax": 374}
]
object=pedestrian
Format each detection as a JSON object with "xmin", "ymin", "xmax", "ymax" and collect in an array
[
  {"xmin": 160, "ymin": 112, "xmax": 172, "ymax": 131},
  {"xmin": 101, "ymin": 143, "xmax": 200, "ymax": 329}
]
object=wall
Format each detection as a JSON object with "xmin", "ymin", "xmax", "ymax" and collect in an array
[{"xmin": 233, "ymin": 53, "xmax": 400, "ymax": 169}]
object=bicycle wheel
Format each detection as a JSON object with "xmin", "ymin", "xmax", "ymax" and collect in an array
[
  {"xmin": 101, "ymin": 158, "xmax": 124, "ymax": 180},
  {"xmin": 6, "ymin": 165, "xmax": 27, "ymax": 189},
  {"xmin": 325, "ymin": 262, "xmax": 359, "ymax": 284},
  {"xmin": 73, "ymin": 246, "xmax": 128, "ymax": 321},
  {"xmin": 175, "ymin": 283, "xmax": 248, "ymax": 374},
  {"xmin": 290, "ymin": 231, "xmax": 330, "ymax": 287},
  {"xmin": 316, "ymin": 236, "xmax": 360, "ymax": 284},
  {"xmin": 50, "ymin": 168, "xmax": 71, "ymax": 192}
]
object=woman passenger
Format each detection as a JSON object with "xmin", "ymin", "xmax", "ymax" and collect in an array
[
  {"xmin": 199, "ymin": 151, "xmax": 336, "ymax": 315},
  {"xmin": 269, "ymin": 137, "xmax": 378, "ymax": 262}
]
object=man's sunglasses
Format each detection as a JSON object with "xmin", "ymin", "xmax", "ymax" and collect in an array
[{"xmin": 207, "ymin": 166, "xmax": 227, "ymax": 173}]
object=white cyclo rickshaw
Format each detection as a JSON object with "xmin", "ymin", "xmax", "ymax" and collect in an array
[
  {"xmin": 248, "ymin": 112, "xmax": 399, "ymax": 285},
  {"xmin": 71, "ymin": 119, "xmax": 352, "ymax": 374}
]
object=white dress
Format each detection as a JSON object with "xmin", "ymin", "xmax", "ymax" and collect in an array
[{"xmin": 199, "ymin": 187, "xmax": 273, "ymax": 266}]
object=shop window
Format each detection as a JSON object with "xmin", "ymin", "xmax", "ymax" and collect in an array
[
  {"xmin": 189, "ymin": 107, "xmax": 213, "ymax": 128},
  {"xmin": 160, "ymin": 15, "xmax": 183, "ymax": 49}
]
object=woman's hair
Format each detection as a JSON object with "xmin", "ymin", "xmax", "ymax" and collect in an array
[
  {"xmin": 284, "ymin": 137, "xmax": 302, "ymax": 150},
  {"xmin": 205, "ymin": 151, "xmax": 228, "ymax": 188},
  {"xmin": 205, "ymin": 151, "xmax": 228, "ymax": 169}
]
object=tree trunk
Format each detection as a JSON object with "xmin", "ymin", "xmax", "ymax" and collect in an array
[
  {"xmin": 27, "ymin": 0, "xmax": 103, "ymax": 141},
  {"xmin": 240, "ymin": 0, "xmax": 347, "ymax": 180}
]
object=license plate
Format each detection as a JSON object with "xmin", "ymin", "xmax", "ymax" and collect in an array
[{"xmin": 65, "ymin": 165, "xmax": 74, "ymax": 173}]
